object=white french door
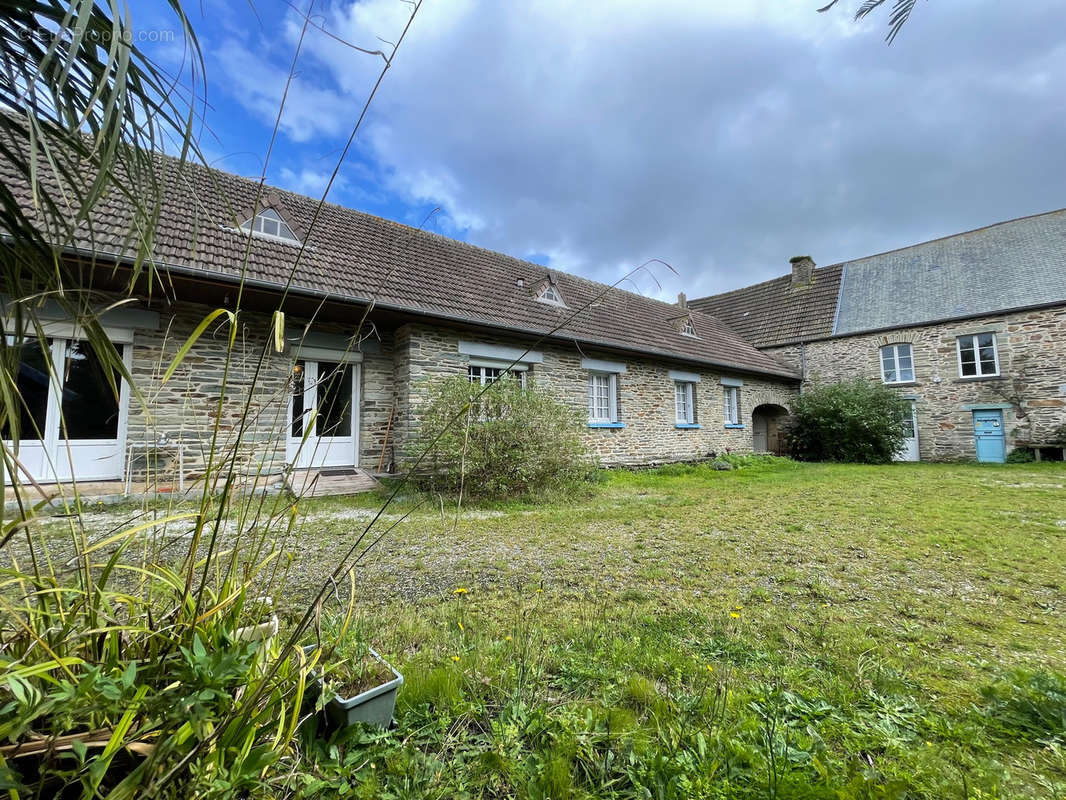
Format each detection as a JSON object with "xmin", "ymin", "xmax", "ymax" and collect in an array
[
  {"xmin": 3, "ymin": 336, "xmax": 130, "ymax": 484},
  {"xmin": 286, "ymin": 359, "xmax": 360, "ymax": 470}
]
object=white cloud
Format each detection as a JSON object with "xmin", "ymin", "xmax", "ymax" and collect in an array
[
  {"xmin": 214, "ymin": 38, "xmax": 349, "ymax": 143},
  {"xmin": 277, "ymin": 166, "xmax": 346, "ymax": 197},
  {"xmin": 212, "ymin": 0, "xmax": 1066, "ymax": 298}
]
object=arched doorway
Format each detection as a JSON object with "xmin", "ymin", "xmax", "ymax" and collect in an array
[{"xmin": 752, "ymin": 404, "xmax": 789, "ymax": 455}]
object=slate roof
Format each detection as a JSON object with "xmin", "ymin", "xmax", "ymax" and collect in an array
[
  {"xmin": 834, "ymin": 209, "xmax": 1066, "ymax": 335},
  {"xmin": 688, "ymin": 265, "xmax": 843, "ymax": 348},
  {"xmin": 0, "ymin": 144, "xmax": 799, "ymax": 380},
  {"xmin": 691, "ymin": 209, "xmax": 1066, "ymax": 346}
]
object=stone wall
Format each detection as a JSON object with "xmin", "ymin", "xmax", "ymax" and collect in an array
[
  {"xmin": 124, "ymin": 301, "xmax": 394, "ymax": 478},
  {"xmin": 391, "ymin": 323, "xmax": 799, "ymax": 467},
  {"xmin": 118, "ymin": 305, "xmax": 799, "ymax": 479},
  {"xmin": 767, "ymin": 305, "xmax": 1066, "ymax": 460}
]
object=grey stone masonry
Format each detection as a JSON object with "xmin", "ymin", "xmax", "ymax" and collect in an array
[
  {"xmin": 391, "ymin": 323, "xmax": 799, "ymax": 467},
  {"xmin": 123, "ymin": 300, "xmax": 394, "ymax": 480},
  {"xmin": 112, "ymin": 302, "xmax": 798, "ymax": 481},
  {"xmin": 768, "ymin": 305, "xmax": 1066, "ymax": 460}
]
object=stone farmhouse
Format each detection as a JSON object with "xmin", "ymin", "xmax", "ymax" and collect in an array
[
  {"xmin": 4, "ymin": 140, "xmax": 1063, "ymax": 491},
  {"xmin": 691, "ymin": 209, "xmax": 1066, "ymax": 463},
  {"xmin": 2, "ymin": 153, "xmax": 799, "ymax": 491}
]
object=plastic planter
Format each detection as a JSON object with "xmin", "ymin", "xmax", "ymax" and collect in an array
[{"xmin": 306, "ymin": 646, "xmax": 403, "ymax": 730}]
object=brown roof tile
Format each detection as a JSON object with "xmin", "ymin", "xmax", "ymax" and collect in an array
[
  {"xmin": 690, "ymin": 266, "xmax": 843, "ymax": 348},
  {"xmin": 1, "ymin": 143, "xmax": 799, "ymax": 380}
]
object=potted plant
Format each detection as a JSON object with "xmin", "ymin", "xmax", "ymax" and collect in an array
[
  {"xmin": 303, "ymin": 645, "xmax": 403, "ymax": 730},
  {"xmin": 232, "ymin": 597, "xmax": 279, "ymax": 643}
]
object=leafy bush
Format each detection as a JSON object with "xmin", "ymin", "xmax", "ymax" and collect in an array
[
  {"xmin": 785, "ymin": 379, "xmax": 911, "ymax": 463},
  {"xmin": 410, "ymin": 375, "xmax": 597, "ymax": 501},
  {"xmin": 1006, "ymin": 447, "xmax": 1036, "ymax": 463}
]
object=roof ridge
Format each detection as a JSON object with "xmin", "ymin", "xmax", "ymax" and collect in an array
[
  {"xmin": 165, "ymin": 151, "xmax": 698, "ymax": 319},
  {"xmin": 835, "ymin": 207, "xmax": 1066, "ymax": 269},
  {"xmin": 695, "ymin": 208, "xmax": 1066, "ymax": 306}
]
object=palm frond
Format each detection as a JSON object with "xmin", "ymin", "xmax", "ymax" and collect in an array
[
  {"xmin": 884, "ymin": 0, "xmax": 919, "ymax": 44},
  {"xmin": 854, "ymin": 0, "xmax": 888, "ymax": 21}
]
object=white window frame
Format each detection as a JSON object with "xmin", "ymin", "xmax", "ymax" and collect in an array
[
  {"xmin": 956, "ymin": 333, "xmax": 1000, "ymax": 378},
  {"xmin": 588, "ymin": 371, "xmax": 619, "ymax": 424},
  {"xmin": 240, "ymin": 208, "xmax": 300, "ymax": 243},
  {"xmin": 535, "ymin": 282, "xmax": 566, "ymax": 307},
  {"xmin": 679, "ymin": 317, "xmax": 698, "ymax": 338},
  {"xmin": 674, "ymin": 381, "xmax": 695, "ymax": 424},
  {"xmin": 880, "ymin": 343, "xmax": 915, "ymax": 384},
  {"xmin": 723, "ymin": 386, "xmax": 740, "ymax": 425},
  {"xmin": 468, "ymin": 364, "xmax": 526, "ymax": 388}
]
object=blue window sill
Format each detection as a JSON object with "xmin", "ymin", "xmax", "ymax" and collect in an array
[
  {"xmin": 724, "ymin": 423, "xmax": 745, "ymax": 429},
  {"xmin": 675, "ymin": 423, "xmax": 702, "ymax": 429},
  {"xmin": 588, "ymin": 422, "xmax": 625, "ymax": 429}
]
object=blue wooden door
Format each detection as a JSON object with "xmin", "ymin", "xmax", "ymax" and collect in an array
[{"xmin": 973, "ymin": 410, "xmax": 1005, "ymax": 463}]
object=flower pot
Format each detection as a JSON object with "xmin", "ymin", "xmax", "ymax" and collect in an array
[
  {"xmin": 301, "ymin": 645, "xmax": 402, "ymax": 730},
  {"xmin": 232, "ymin": 597, "xmax": 278, "ymax": 643},
  {"xmin": 325, "ymin": 647, "xmax": 403, "ymax": 730}
]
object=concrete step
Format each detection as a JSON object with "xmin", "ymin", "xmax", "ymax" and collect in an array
[{"xmin": 286, "ymin": 468, "xmax": 378, "ymax": 497}]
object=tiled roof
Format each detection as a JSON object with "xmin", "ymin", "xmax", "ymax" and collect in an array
[
  {"xmin": 834, "ymin": 209, "xmax": 1066, "ymax": 335},
  {"xmin": 688, "ymin": 265, "xmax": 843, "ymax": 348},
  {"xmin": 691, "ymin": 208, "xmax": 1066, "ymax": 346},
  {"xmin": 1, "ymin": 144, "xmax": 799, "ymax": 380}
]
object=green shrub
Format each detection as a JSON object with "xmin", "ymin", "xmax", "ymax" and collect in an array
[
  {"xmin": 785, "ymin": 379, "xmax": 911, "ymax": 463},
  {"xmin": 1006, "ymin": 447, "xmax": 1036, "ymax": 463},
  {"xmin": 409, "ymin": 375, "xmax": 597, "ymax": 501}
]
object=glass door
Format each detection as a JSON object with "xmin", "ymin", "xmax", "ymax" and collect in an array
[
  {"xmin": 287, "ymin": 360, "xmax": 359, "ymax": 470},
  {"xmin": 2, "ymin": 337, "xmax": 129, "ymax": 484}
]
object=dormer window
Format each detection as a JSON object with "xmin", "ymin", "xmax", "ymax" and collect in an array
[
  {"xmin": 679, "ymin": 316, "xmax": 698, "ymax": 337},
  {"xmin": 240, "ymin": 208, "xmax": 300, "ymax": 243},
  {"xmin": 535, "ymin": 279, "xmax": 566, "ymax": 307}
]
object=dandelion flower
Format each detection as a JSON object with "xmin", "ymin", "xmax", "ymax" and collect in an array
[
  {"xmin": 734, "ymin": 605, "xmax": 743, "ymax": 611},
  {"xmin": 729, "ymin": 612, "xmax": 740, "ymax": 619},
  {"xmin": 451, "ymin": 655, "xmax": 460, "ymax": 662},
  {"xmin": 458, "ymin": 621, "xmax": 464, "ymax": 631},
  {"xmin": 706, "ymin": 664, "xmax": 714, "ymax": 672},
  {"xmin": 536, "ymin": 588, "xmax": 543, "ymax": 594},
  {"xmin": 504, "ymin": 635, "xmax": 512, "ymax": 642},
  {"xmin": 453, "ymin": 587, "xmax": 469, "ymax": 595}
]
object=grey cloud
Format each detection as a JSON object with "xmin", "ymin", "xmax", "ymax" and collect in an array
[{"xmin": 238, "ymin": 1, "xmax": 1066, "ymax": 298}]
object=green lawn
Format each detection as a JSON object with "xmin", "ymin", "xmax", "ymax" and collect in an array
[{"xmin": 285, "ymin": 460, "xmax": 1066, "ymax": 798}]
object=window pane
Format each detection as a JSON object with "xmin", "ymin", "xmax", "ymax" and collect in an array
[
  {"xmin": 468, "ymin": 366, "xmax": 481, "ymax": 384},
  {"xmin": 262, "ymin": 216, "xmax": 280, "ymax": 236},
  {"xmin": 59, "ymin": 341, "xmax": 121, "ymax": 440},
  {"xmin": 315, "ymin": 363, "xmax": 353, "ymax": 437},
  {"xmin": 590, "ymin": 373, "xmax": 611, "ymax": 420},
  {"xmin": 2, "ymin": 337, "xmax": 51, "ymax": 440},
  {"xmin": 978, "ymin": 345, "xmax": 996, "ymax": 373},
  {"xmin": 291, "ymin": 361, "xmax": 305, "ymax": 437},
  {"xmin": 902, "ymin": 412, "xmax": 915, "ymax": 439},
  {"xmin": 897, "ymin": 346, "xmax": 914, "ymax": 381}
]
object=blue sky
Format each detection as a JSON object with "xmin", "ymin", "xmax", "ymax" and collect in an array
[{"xmin": 140, "ymin": 0, "xmax": 1066, "ymax": 299}]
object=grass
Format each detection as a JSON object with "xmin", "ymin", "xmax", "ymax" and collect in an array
[{"xmin": 12, "ymin": 459, "xmax": 1066, "ymax": 796}]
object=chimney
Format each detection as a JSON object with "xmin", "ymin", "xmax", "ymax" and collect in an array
[
  {"xmin": 789, "ymin": 256, "xmax": 815, "ymax": 288},
  {"xmin": 676, "ymin": 292, "xmax": 687, "ymax": 309}
]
